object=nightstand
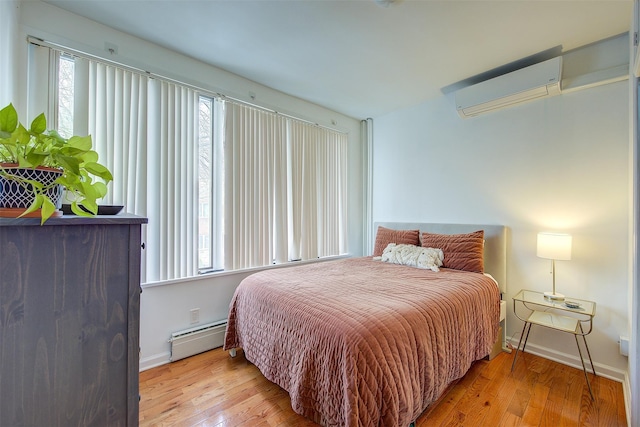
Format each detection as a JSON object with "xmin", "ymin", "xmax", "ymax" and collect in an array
[{"xmin": 510, "ymin": 289, "xmax": 596, "ymax": 399}]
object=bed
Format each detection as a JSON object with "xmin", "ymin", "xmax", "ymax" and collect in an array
[{"xmin": 224, "ymin": 223, "xmax": 506, "ymax": 426}]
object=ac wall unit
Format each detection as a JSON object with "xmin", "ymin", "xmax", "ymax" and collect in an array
[{"xmin": 455, "ymin": 56, "xmax": 562, "ymax": 118}]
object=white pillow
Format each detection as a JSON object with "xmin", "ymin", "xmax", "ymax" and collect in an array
[{"xmin": 380, "ymin": 243, "xmax": 444, "ymax": 272}]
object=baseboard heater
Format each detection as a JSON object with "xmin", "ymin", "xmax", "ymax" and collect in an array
[{"xmin": 169, "ymin": 319, "xmax": 227, "ymax": 362}]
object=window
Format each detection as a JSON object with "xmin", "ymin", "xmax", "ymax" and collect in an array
[
  {"xmin": 198, "ymin": 202, "xmax": 209, "ymax": 218},
  {"xmin": 56, "ymin": 55, "xmax": 75, "ymax": 138},
  {"xmin": 198, "ymin": 234, "xmax": 210, "ymax": 250},
  {"xmin": 197, "ymin": 96, "xmax": 216, "ymax": 272},
  {"xmin": 46, "ymin": 46, "xmax": 347, "ymax": 283}
]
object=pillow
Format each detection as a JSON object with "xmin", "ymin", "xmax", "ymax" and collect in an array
[
  {"xmin": 421, "ymin": 230, "xmax": 484, "ymax": 273},
  {"xmin": 373, "ymin": 226, "xmax": 420, "ymax": 257},
  {"xmin": 380, "ymin": 243, "xmax": 444, "ymax": 272}
]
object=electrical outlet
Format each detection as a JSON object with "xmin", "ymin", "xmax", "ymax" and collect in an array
[
  {"xmin": 190, "ymin": 308, "xmax": 200, "ymax": 325},
  {"xmin": 620, "ymin": 336, "xmax": 629, "ymax": 357}
]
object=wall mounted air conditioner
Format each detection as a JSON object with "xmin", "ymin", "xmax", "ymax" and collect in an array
[{"xmin": 455, "ymin": 56, "xmax": 562, "ymax": 118}]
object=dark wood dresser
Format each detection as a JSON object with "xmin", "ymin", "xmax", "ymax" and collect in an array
[{"xmin": 0, "ymin": 214, "xmax": 147, "ymax": 426}]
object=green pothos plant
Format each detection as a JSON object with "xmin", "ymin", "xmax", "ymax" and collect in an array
[{"xmin": 0, "ymin": 103, "xmax": 113, "ymax": 223}]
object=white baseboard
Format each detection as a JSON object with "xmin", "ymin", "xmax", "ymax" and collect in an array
[
  {"xmin": 507, "ymin": 339, "xmax": 627, "ymax": 383},
  {"xmin": 140, "ymin": 351, "xmax": 171, "ymax": 372}
]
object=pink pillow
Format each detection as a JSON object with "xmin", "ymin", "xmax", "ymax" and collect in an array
[
  {"xmin": 421, "ymin": 230, "xmax": 484, "ymax": 273},
  {"xmin": 373, "ymin": 226, "xmax": 420, "ymax": 257}
]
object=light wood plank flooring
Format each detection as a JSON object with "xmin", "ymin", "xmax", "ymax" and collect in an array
[{"xmin": 139, "ymin": 348, "xmax": 627, "ymax": 426}]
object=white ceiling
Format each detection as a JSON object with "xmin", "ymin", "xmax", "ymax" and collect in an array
[{"xmin": 43, "ymin": 0, "xmax": 633, "ymax": 119}]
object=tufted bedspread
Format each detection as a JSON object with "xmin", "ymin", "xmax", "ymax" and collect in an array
[{"xmin": 224, "ymin": 257, "xmax": 500, "ymax": 426}]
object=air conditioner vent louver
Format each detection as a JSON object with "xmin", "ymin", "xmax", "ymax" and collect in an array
[{"xmin": 455, "ymin": 57, "xmax": 562, "ymax": 118}]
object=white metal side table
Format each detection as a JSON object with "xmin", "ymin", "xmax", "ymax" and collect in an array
[{"xmin": 510, "ymin": 289, "xmax": 597, "ymax": 399}]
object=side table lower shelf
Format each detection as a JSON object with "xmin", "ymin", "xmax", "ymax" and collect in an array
[
  {"xmin": 527, "ymin": 310, "xmax": 579, "ymax": 332},
  {"xmin": 511, "ymin": 309, "xmax": 596, "ymax": 400}
]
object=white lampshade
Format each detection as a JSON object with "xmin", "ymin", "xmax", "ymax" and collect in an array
[{"xmin": 537, "ymin": 232, "xmax": 572, "ymax": 261}]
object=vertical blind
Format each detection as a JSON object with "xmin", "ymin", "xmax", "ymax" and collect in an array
[
  {"xmin": 70, "ymin": 57, "xmax": 200, "ymax": 283},
  {"xmin": 27, "ymin": 42, "xmax": 348, "ymax": 283},
  {"xmin": 224, "ymin": 103, "xmax": 288, "ymax": 270},
  {"xmin": 223, "ymin": 103, "xmax": 348, "ymax": 270},
  {"xmin": 289, "ymin": 120, "xmax": 350, "ymax": 260},
  {"xmin": 152, "ymin": 81, "xmax": 198, "ymax": 281}
]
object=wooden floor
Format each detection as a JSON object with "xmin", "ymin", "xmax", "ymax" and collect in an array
[{"xmin": 139, "ymin": 348, "xmax": 627, "ymax": 427}]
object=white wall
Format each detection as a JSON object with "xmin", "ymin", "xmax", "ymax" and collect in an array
[
  {"xmin": 0, "ymin": 0, "xmax": 20, "ymax": 107},
  {"xmin": 17, "ymin": 0, "xmax": 365, "ymax": 369},
  {"xmin": 373, "ymin": 81, "xmax": 630, "ymax": 378},
  {"xmin": 629, "ymin": 3, "xmax": 639, "ymax": 425}
]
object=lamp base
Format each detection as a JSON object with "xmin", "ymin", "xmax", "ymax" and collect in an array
[{"xmin": 544, "ymin": 291, "xmax": 565, "ymax": 301}]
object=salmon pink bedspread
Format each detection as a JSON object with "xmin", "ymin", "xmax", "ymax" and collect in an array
[{"xmin": 224, "ymin": 257, "xmax": 500, "ymax": 426}]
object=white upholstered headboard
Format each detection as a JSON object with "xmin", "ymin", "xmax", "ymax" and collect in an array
[{"xmin": 373, "ymin": 222, "xmax": 507, "ymax": 295}]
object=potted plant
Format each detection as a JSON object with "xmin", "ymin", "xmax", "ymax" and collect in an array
[{"xmin": 0, "ymin": 103, "xmax": 113, "ymax": 224}]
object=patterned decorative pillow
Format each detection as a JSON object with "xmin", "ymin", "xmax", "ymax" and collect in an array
[
  {"xmin": 380, "ymin": 243, "xmax": 444, "ymax": 272},
  {"xmin": 372, "ymin": 226, "xmax": 420, "ymax": 257},
  {"xmin": 421, "ymin": 230, "xmax": 484, "ymax": 273}
]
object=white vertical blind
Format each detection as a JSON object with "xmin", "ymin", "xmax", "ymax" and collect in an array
[
  {"xmin": 77, "ymin": 59, "xmax": 199, "ymax": 282},
  {"xmin": 224, "ymin": 103, "xmax": 288, "ymax": 270},
  {"xmin": 288, "ymin": 121, "xmax": 318, "ymax": 261},
  {"xmin": 26, "ymin": 43, "xmax": 55, "ymax": 123},
  {"xmin": 85, "ymin": 60, "xmax": 149, "ymax": 214},
  {"xmin": 31, "ymin": 44, "xmax": 347, "ymax": 283},
  {"xmin": 362, "ymin": 118, "xmax": 373, "ymax": 254},
  {"xmin": 79, "ymin": 59, "xmax": 152, "ymax": 281},
  {"xmin": 146, "ymin": 80, "xmax": 161, "ymax": 282},
  {"xmin": 224, "ymin": 102, "xmax": 346, "ymax": 270},
  {"xmin": 271, "ymin": 110, "xmax": 289, "ymax": 265},
  {"xmin": 288, "ymin": 121, "xmax": 348, "ymax": 260},
  {"xmin": 154, "ymin": 81, "xmax": 198, "ymax": 280},
  {"xmin": 320, "ymin": 128, "xmax": 348, "ymax": 256}
]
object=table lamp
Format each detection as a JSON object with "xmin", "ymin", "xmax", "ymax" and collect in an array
[{"xmin": 537, "ymin": 232, "xmax": 572, "ymax": 300}]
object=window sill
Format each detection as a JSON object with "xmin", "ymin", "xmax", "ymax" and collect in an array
[{"xmin": 141, "ymin": 254, "xmax": 351, "ymax": 289}]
